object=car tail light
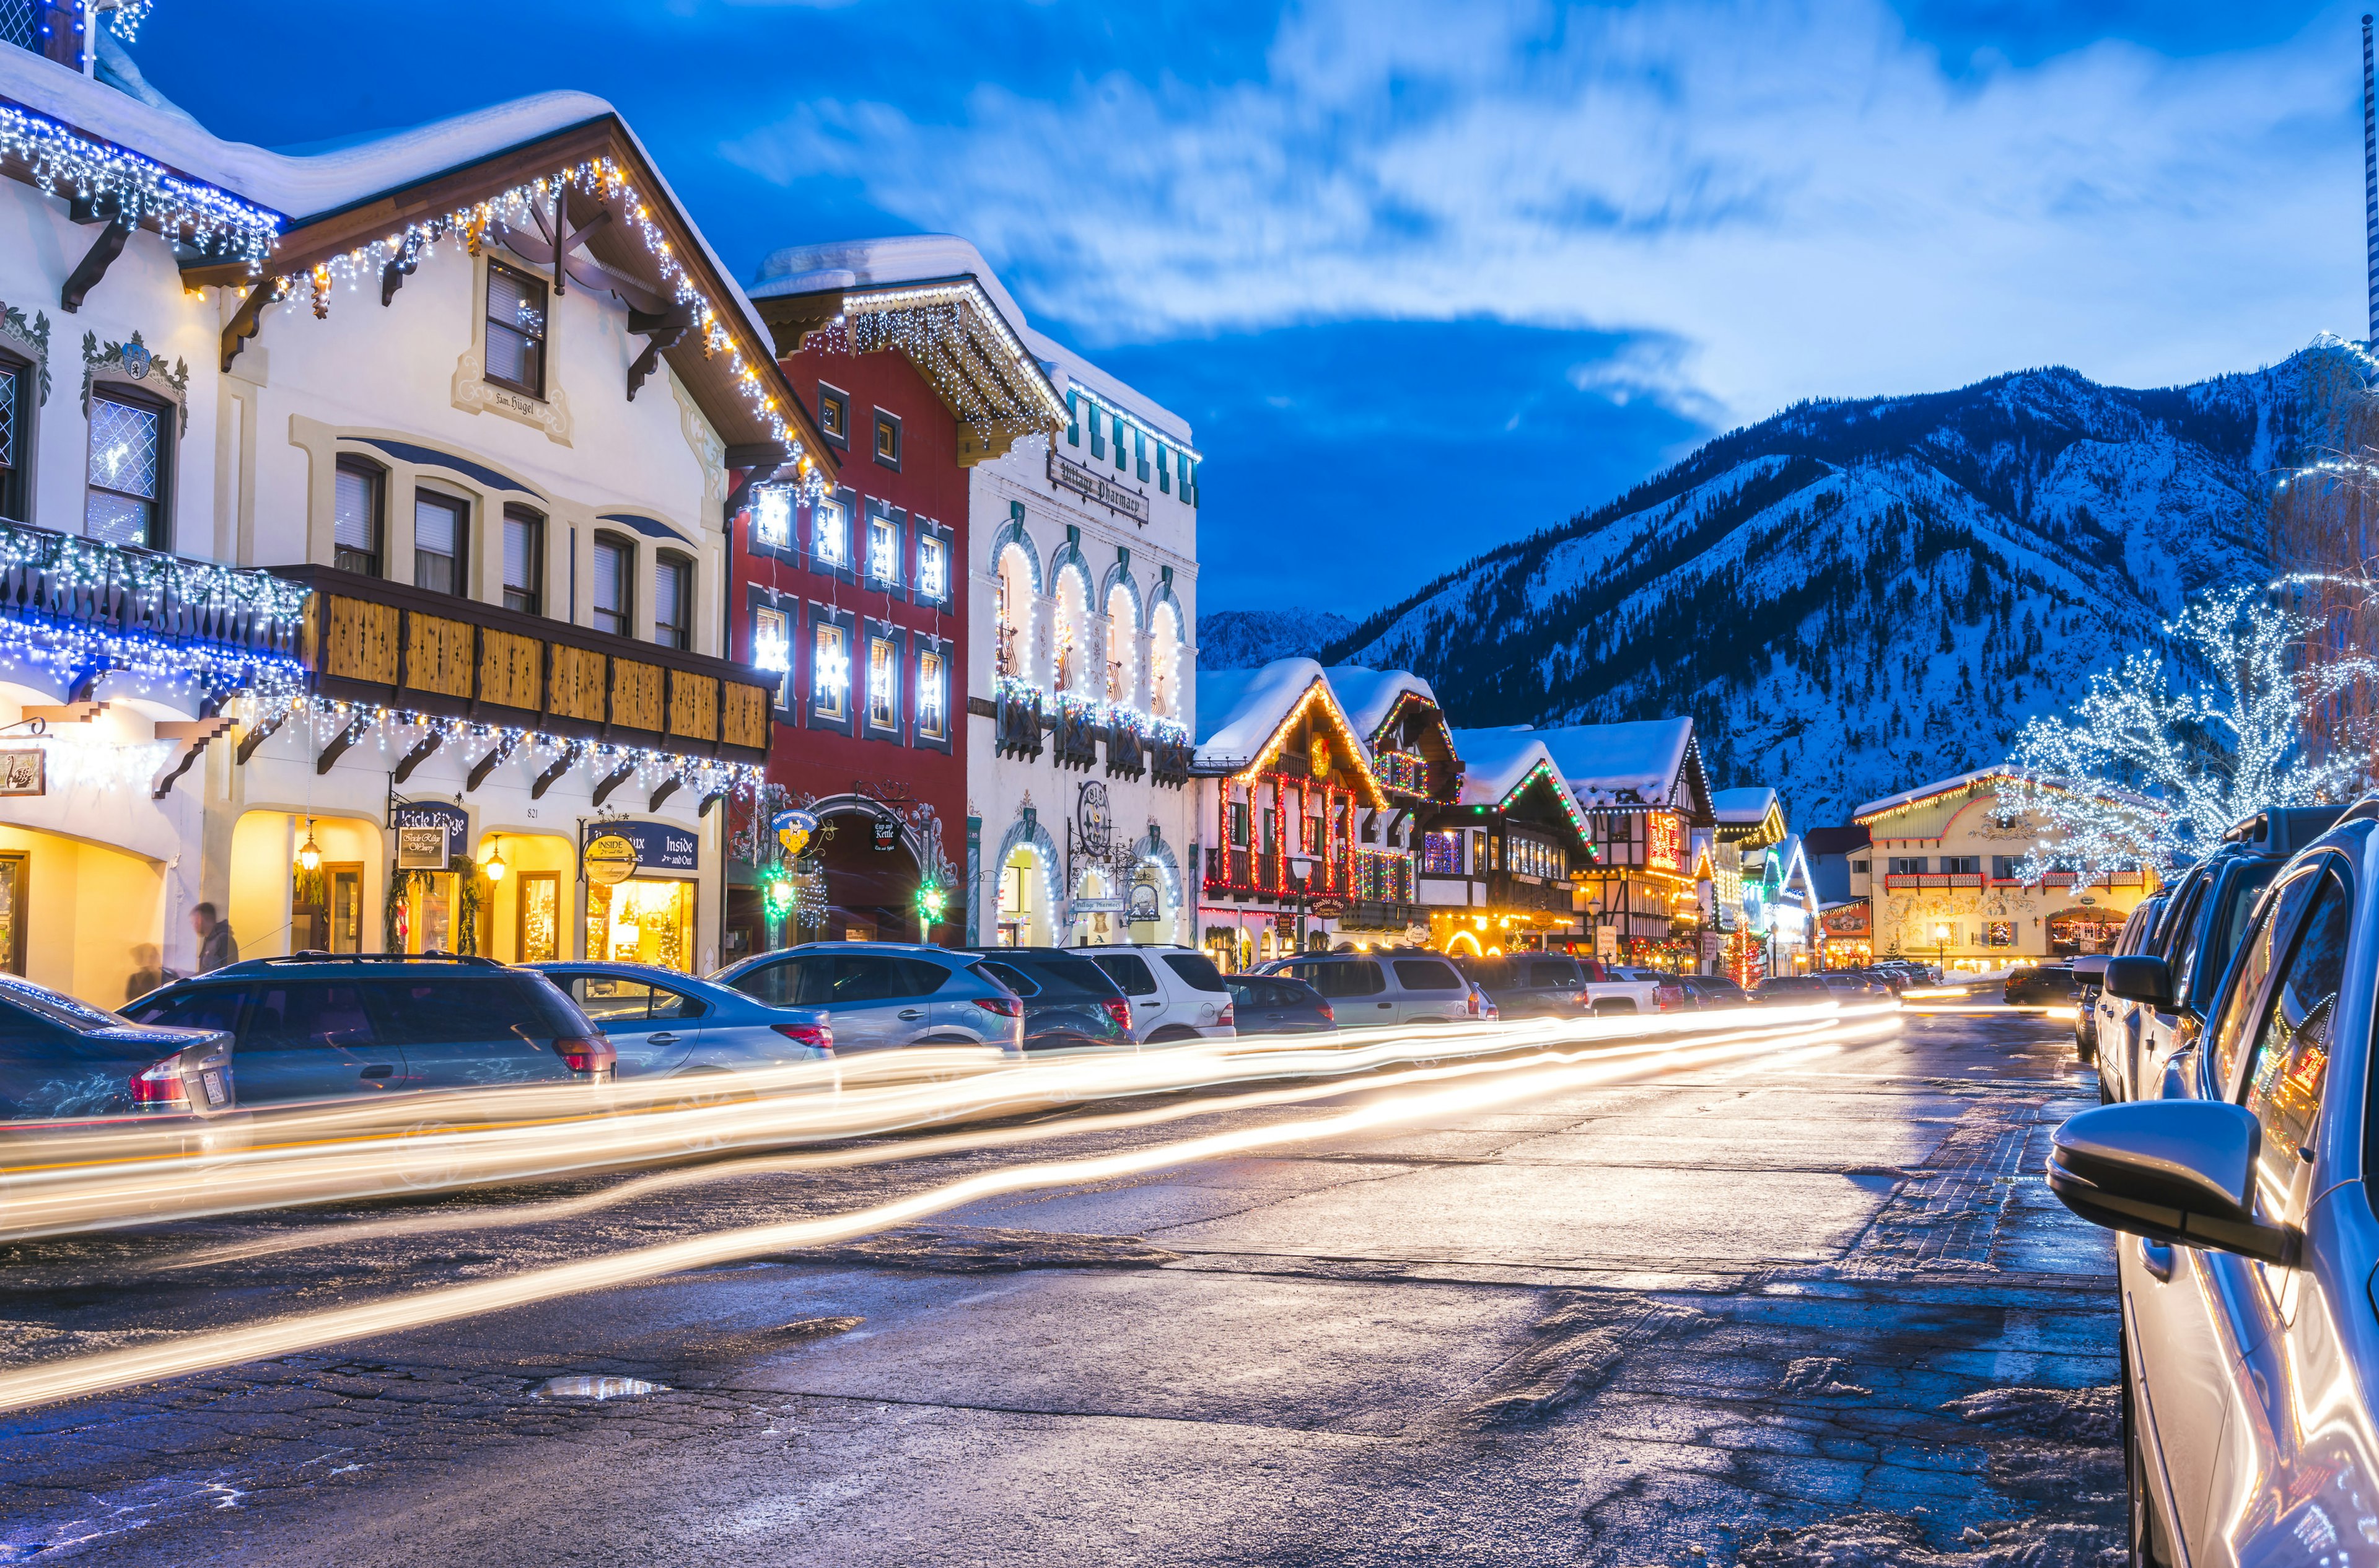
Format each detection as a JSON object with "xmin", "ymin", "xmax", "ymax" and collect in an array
[
  {"xmin": 130, "ymin": 1056, "xmax": 190, "ymax": 1108},
  {"xmin": 554, "ymin": 1035, "xmax": 616, "ymax": 1076},
  {"xmin": 1318, "ymin": 1002, "xmax": 1334, "ymax": 1022},
  {"xmin": 1102, "ymin": 998, "xmax": 1133, "ymax": 1033},
  {"xmin": 771, "ymin": 1023, "xmax": 833, "ymax": 1052},
  {"xmin": 1466, "ymin": 988, "xmax": 1482, "ymax": 1017},
  {"xmin": 971, "ymin": 995, "xmax": 1022, "ymax": 1018},
  {"xmin": 1572, "ymin": 991, "xmax": 1593, "ymax": 1011},
  {"xmin": 1217, "ymin": 1004, "xmax": 1233, "ymax": 1027}
]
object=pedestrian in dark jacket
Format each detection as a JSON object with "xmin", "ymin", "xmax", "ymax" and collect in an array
[{"xmin": 190, "ymin": 903, "xmax": 237, "ymax": 974}]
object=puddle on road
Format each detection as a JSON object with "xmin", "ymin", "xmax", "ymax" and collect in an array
[{"xmin": 534, "ymin": 1375, "xmax": 668, "ymax": 1401}]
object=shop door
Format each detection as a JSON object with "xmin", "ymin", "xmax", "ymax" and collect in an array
[
  {"xmin": 517, "ymin": 873, "xmax": 561, "ymax": 963},
  {"xmin": 0, "ymin": 853, "xmax": 23, "ymax": 975},
  {"xmin": 328, "ymin": 865, "xmax": 364, "ymax": 954}
]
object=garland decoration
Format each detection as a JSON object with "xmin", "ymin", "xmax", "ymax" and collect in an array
[{"xmin": 0, "ymin": 99, "xmax": 279, "ymax": 266}]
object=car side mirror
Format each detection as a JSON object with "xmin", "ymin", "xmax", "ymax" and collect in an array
[
  {"xmin": 2048, "ymin": 1100, "xmax": 2296, "ymax": 1265},
  {"xmin": 2103, "ymin": 955, "xmax": 2173, "ymax": 1009}
]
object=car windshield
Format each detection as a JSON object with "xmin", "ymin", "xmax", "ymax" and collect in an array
[{"xmin": 0, "ymin": 976, "xmax": 126, "ymax": 1033}]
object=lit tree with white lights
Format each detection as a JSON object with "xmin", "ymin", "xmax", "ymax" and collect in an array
[{"xmin": 2000, "ymin": 582, "xmax": 2379, "ymax": 880}]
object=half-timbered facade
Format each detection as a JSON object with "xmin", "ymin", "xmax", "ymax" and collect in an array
[
  {"xmin": 1431, "ymin": 729, "xmax": 1597, "ymax": 955},
  {"xmin": 1533, "ymin": 718, "xmax": 1716, "ymax": 969}
]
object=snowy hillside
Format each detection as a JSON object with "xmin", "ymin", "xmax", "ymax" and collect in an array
[
  {"xmin": 1200, "ymin": 608, "xmax": 1358, "ymax": 670},
  {"xmin": 1321, "ymin": 359, "xmax": 2310, "ymax": 828}
]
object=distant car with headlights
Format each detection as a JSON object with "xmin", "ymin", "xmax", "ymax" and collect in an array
[
  {"xmin": 123, "ymin": 953, "xmax": 610, "ymax": 1103},
  {"xmin": 527, "ymin": 961, "xmax": 831, "ymax": 1079},
  {"xmin": 714, "ymin": 942, "xmax": 1022, "ymax": 1056},
  {"xmin": 0, "ymin": 972, "xmax": 237, "ymax": 1125},
  {"xmin": 1678, "ymin": 974, "xmax": 1750, "ymax": 1009},
  {"xmin": 1225, "ymin": 973, "xmax": 1336, "ymax": 1035}
]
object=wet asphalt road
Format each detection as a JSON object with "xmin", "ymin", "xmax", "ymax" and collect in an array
[{"xmin": 0, "ymin": 1005, "xmax": 2117, "ymax": 1566}]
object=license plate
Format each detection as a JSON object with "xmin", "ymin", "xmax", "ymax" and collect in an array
[{"xmin": 200, "ymin": 1070, "xmax": 226, "ymax": 1108}]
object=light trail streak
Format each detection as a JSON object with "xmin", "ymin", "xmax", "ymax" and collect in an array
[
  {"xmin": 0, "ymin": 1007, "xmax": 1886, "ymax": 1242},
  {"xmin": 0, "ymin": 1011, "xmax": 1896, "ymax": 1414}
]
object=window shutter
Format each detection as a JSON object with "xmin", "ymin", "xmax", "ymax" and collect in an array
[
  {"xmin": 1066, "ymin": 391, "xmax": 1080, "ymax": 445},
  {"xmin": 1113, "ymin": 413, "xmax": 1127, "ymax": 470}
]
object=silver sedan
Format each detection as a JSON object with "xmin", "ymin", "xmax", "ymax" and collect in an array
[{"xmin": 526, "ymin": 961, "xmax": 831, "ymax": 1080}]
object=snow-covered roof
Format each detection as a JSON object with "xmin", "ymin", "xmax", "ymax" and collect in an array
[
  {"xmin": 1531, "ymin": 718, "xmax": 1707, "ymax": 816},
  {"xmin": 1023, "ymin": 326, "xmax": 1194, "ymax": 452},
  {"xmin": 753, "ymin": 234, "xmax": 1031, "ymax": 331},
  {"xmin": 1324, "ymin": 666, "xmax": 1438, "ymax": 749},
  {"xmin": 1711, "ymin": 786, "xmax": 1778, "ymax": 825},
  {"xmin": 1852, "ymin": 768, "xmax": 2021, "ymax": 824},
  {"xmin": 1195, "ymin": 659, "xmax": 1324, "ymax": 759},
  {"xmin": 0, "ymin": 45, "xmax": 608, "ymax": 221},
  {"xmin": 1445, "ymin": 728, "xmax": 1592, "ymax": 833}
]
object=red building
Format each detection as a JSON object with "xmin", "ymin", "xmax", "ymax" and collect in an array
[{"xmin": 725, "ymin": 245, "xmax": 1062, "ymax": 957}]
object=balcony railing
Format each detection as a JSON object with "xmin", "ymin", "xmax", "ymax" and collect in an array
[
  {"xmin": 1487, "ymin": 872, "xmax": 1573, "ymax": 914},
  {"xmin": 1152, "ymin": 734, "xmax": 1193, "ymax": 789},
  {"xmin": 277, "ymin": 564, "xmax": 770, "ymax": 763},
  {"xmin": 1052, "ymin": 701, "xmax": 1099, "ymax": 769},
  {"xmin": 1104, "ymin": 719, "xmax": 1145, "ymax": 779},
  {"xmin": 1, "ymin": 518, "xmax": 306, "ymax": 661},
  {"xmin": 994, "ymin": 682, "xmax": 1044, "ymax": 758}
]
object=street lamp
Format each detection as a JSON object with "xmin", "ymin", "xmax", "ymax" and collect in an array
[
  {"xmin": 1934, "ymin": 921, "xmax": 1951, "ymax": 982},
  {"xmin": 1285, "ymin": 853, "xmax": 1318, "ymax": 952}
]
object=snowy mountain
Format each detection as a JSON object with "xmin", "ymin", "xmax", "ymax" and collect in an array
[
  {"xmin": 1199, "ymin": 607, "xmax": 1358, "ymax": 670},
  {"xmin": 1320, "ymin": 358, "xmax": 2311, "ymax": 829}
]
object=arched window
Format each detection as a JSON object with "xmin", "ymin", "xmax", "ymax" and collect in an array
[
  {"xmin": 502, "ymin": 504, "xmax": 544, "ymax": 614},
  {"xmin": 1105, "ymin": 583, "xmax": 1138, "ymax": 707},
  {"xmin": 1148, "ymin": 600, "xmax": 1182, "ymax": 718},
  {"xmin": 995, "ymin": 541, "xmax": 1035, "ymax": 681},
  {"xmin": 592, "ymin": 533, "xmax": 633, "ymax": 636},
  {"xmin": 333, "ymin": 457, "xmax": 387, "ymax": 577},
  {"xmin": 1052, "ymin": 566, "xmax": 1092, "ymax": 696}
]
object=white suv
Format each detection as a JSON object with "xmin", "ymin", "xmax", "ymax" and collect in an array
[{"xmin": 1068, "ymin": 945, "xmax": 1238, "ymax": 1044}]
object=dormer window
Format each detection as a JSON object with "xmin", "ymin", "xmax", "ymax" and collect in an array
[{"xmin": 485, "ymin": 261, "xmax": 548, "ymax": 398}]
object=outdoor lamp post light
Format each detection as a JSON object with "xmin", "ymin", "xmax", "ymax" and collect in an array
[
  {"xmin": 296, "ymin": 820, "xmax": 322, "ymax": 874},
  {"xmin": 1934, "ymin": 921, "xmax": 1950, "ymax": 980},
  {"xmin": 482, "ymin": 836, "xmax": 507, "ymax": 883},
  {"xmin": 1287, "ymin": 853, "xmax": 1317, "ymax": 950}
]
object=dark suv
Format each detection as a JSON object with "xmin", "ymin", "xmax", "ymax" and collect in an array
[
  {"xmin": 1458, "ymin": 953, "xmax": 1608, "ymax": 1018},
  {"xmin": 965, "ymin": 949, "xmax": 1134, "ymax": 1052},
  {"xmin": 2100, "ymin": 806, "xmax": 2341, "ymax": 1103},
  {"xmin": 123, "ymin": 953, "xmax": 610, "ymax": 1105}
]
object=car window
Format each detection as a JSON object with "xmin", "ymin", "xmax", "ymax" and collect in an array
[
  {"xmin": 832, "ymin": 955, "xmax": 914, "ymax": 1004},
  {"xmin": 646, "ymin": 984, "xmax": 706, "ymax": 1021},
  {"xmin": 365, "ymin": 979, "xmax": 523, "ymax": 1045},
  {"xmin": 1009, "ymin": 955, "xmax": 1118, "ymax": 996},
  {"xmin": 1090, "ymin": 953, "xmax": 1160, "ymax": 996},
  {"xmin": 732, "ymin": 955, "xmax": 833, "ymax": 1007},
  {"xmin": 1161, "ymin": 953, "xmax": 1230, "ymax": 993},
  {"xmin": 571, "ymin": 976, "xmax": 657, "ymax": 1023},
  {"xmin": 247, "ymin": 983, "xmax": 376, "ymax": 1051},
  {"xmin": 2208, "ymin": 867, "xmax": 2323, "ymax": 1093},
  {"xmin": 0, "ymin": 977, "xmax": 126, "ymax": 1033},
  {"xmin": 973, "ymin": 960, "xmax": 1040, "ymax": 999},
  {"xmin": 2192, "ymin": 862, "xmax": 2282, "ymax": 1008},
  {"xmin": 1528, "ymin": 959, "xmax": 1582, "ymax": 988},
  {"xmin": 127, "ymin": 987, "xmax": 247, "ymax": 1033},
  {"xmin": 895, "ymin": 958, "xmax": 952, "ymax": 997},
  {"xmin": 2241, "ymin": 870, "xmax": 2349, "ymax": 1214},
  {"xmin": 1393, "ymin": 958, "xmax": 1463, "ymax": 992},
  {"xmin": 1283, "ymin": 960, "xmax": 1383, "ymax": 999},
  {"xmin": 0, "ymin": 999, "xmax": 63, "ymax": 1049}
]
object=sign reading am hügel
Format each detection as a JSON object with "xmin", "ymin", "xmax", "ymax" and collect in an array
[{"xmin": 1046, "ymin": 450, "xmax": 1149, "ymax": 522}]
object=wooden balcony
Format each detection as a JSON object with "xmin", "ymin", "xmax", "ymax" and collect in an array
[
  {"xmin": 274, "ymin": 565, "xmax": 770, "ymax": 765},
  {"xmin": 0, "ymin": 517, "xmax": 303, "ymax": 671}
]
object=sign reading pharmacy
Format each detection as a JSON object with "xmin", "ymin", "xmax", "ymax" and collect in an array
[
  {"xmin": 580, "ymin": 820, "xmax": 700, "ymax": 882},
  {"xmin": 1046, "ymin": 450, "xmax": 1149, "ymax": 522}
]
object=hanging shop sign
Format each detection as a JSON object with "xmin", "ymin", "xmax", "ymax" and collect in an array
[
  {"xmin": 1127, "ymin": 882, "xmax": 1161, "ymax": 922},
  {"xmin": 1046, "ymin": 449, "xmax": 1150, "ymax": 522},
  {"xmin": 773, "ymin": 808, "xmax": 819, "ymax": 859},
  {"xmin": 0, "ymin": 750, "xmax": 44, "ymax": 796},
  {"xmin": 584, "ymin": 819, "xmax": 699, "ymax": 880},
  {"xmin": 393, "ymin": 801, "xmax": 469, "ymax": 870},
  {"xmin": 1310, "ymin": 900, "xmax": 1345, "ymax": 919},
  {"xmin": 1644, "ymin": 811, "xmax": 1684, "ymax": 874},
  {"xmin": 872, "ymin": 817, "xmax": 900, "ymax": 852},
  {"xmin": 1820, "ymin": 902, "xmax": 1870, "ymax": 939}
]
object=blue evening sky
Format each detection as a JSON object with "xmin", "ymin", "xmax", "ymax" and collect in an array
[{"xmin": 135, "ymin": 1, "xmax": 2364, "ymax": 614}]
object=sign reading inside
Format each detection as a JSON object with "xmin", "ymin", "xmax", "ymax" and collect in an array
[
  {"xmin": 393, "ymin": 802, "xmax": 468, "ymax": 870},
  {"xmin": 583, "ymin": 820, "xmax": 699, "ymax": 880}
]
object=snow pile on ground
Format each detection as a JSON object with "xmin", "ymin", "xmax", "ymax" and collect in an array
[{"xmin": 1738, "ymin": 1512, "xmax": 2121, "ymax": 1568}]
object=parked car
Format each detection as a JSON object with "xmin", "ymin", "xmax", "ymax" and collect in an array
[
  {"xmin": 0, "ymin": 972, "xmax": 238, "ymax": 1124},
  {"xmin": 1750, "ymin": 974, "xmax": 1838, "ymax": 1004},
  {"xmin": 1458, "ymin": 953, "xmax": 1600, "ymax": 1018},
  {"xmin": 1068, "ymin": 944, "xmax": 1237, "ymax": 1043},
  {"xmin": 2085, "ymin": 893, "xmax": 2165, "ymax": 1091},
  {"xmin": 528, "ymin": 961, "xmax": 831, "ymax": 1080},
  {"xmin": 2003, "ymin": 963, "xmax": 2081, "ymax": 1007},
  {"xmin": 1225, "ymin": 973, "xmax": 1337, "ymax": 1035},
  {"xmin": 2067, "ymin": 953, "xmax": 2111, "ymax": 1063},
  {"xmin": 714, "ymin": 942, "xmax": 1023, "ymax": 1056},
  {"xmin": 1255, "ymin": 950, "xmax": 1483, "ymax": 1026},
  {"xmin": 2050, "ymin": 800, "xmax": 2374, "ymax": 1568},
  {"xmin": 2108, "ymin": 805, "xmax": 2342, "ymax": 1105},
  {"xmin": 1872, "ymin": 959, "xmax": 1938, "ymax": 988},
  {"xmin": 123, "ymin": 953, "xmax": 610, "ymax": 1105},
  {"xmin": 963, "ymin": 949, "xmax": 1134, "ymax": 1053},
  {"xmin": 1678, "ymin": 974, "xmax": 1750, "ymax": 1009},
  {"xmin": 1603, "ymin": 965, "xmax": 1689, "ymax": 1013}
]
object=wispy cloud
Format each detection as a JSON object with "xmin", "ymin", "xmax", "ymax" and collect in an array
[{"xmin": 722, "ymin": 0, "xmax": 2359, "ymax": 425}]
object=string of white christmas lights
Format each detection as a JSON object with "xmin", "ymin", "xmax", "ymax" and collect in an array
[{"xmin": 0, "ymin": 99, "xmax": 278, "ymax": 265}]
